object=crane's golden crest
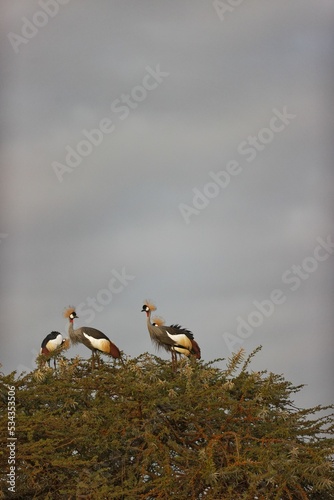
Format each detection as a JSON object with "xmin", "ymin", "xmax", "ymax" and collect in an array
[
  {"xmin": 152, "ymin": 316, "xmax": 165, "ymax": 326},
  {"xmin": 143, "ymin": 300, "xmax": 157, "ymax": 312},
  {"xmin": 63, "ymin": 306, "xmax": 76, "ymax": 318}
]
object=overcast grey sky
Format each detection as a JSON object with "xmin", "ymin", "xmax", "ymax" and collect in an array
[{"xmin": 1, "ymin": 1, "xmax": 333, "ymax": 409}]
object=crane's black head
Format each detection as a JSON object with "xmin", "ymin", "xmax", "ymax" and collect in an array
[
  {"xmin": 63, "ymin": 306, "xmax": 78, "ymax": 321},
  {"xmin": 141, "ymin": 301, "xmax": 156, "ymax": 315}
]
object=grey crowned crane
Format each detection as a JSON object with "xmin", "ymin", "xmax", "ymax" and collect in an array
[
  {"xmin": 40, "ymin": 331, "xmax": 69, "ymax": 368},
  {"xmin": 64, "ymin": 307, "xmax": 122, "ymax": 368},
  {"xmin": 142, "ymin": 301, "xmax": 201, "ymax": 370}
]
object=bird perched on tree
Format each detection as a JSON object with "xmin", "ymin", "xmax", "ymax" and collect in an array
[
  {"xmin": 142, "ymin": 301, "xmax": 201, "ymax": 370},
  {"xmin": 63, "ymin": 306, "xmax": 122, "ymax": 368},
  {"xmin": 40, "ymin": 331, "xmax": 69, "ymax": 368},
  {"xmin": 152, "ymin": 313, "xmax": 201, "ymax": 361}
]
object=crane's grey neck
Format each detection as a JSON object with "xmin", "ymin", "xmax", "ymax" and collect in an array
[
  {"xmin": 147, "ymin": 316, "xmax": 163, "ymax": 346},
  {"xmin": 68, "ymin": 320, "xmax": 80, "ymax": 344}
]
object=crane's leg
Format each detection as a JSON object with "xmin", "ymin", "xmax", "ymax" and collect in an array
[
  {"xmin": 171, "ymin": 351, "xmax": 177, "ymax": 372},
  {"xmin": 54, "ymin": 357, "xmax": 57, "ymax": 370}
]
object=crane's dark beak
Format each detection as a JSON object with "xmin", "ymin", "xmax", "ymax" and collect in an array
[{"xmin": 141, "ymin": 306, "xmax": 146, "ymax": 312}]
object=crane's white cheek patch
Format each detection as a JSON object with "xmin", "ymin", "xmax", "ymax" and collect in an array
[{"xmin": 83, "ymin": 333, "xmax": 110, "ymax": 353}]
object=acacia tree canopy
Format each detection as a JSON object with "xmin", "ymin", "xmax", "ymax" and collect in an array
[{"xmin": 0, "ymin": 348, "xmax": 333, "ymax": 499}]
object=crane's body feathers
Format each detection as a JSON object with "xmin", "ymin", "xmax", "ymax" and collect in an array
[
  {"xmin": 142, "ymin": 303, "xmax": 201, "ymax": 365},
  {"xmin": 82, "ymin": 332, "xmax": 110, "ymax": 353},
  {"xmin": 167, "ymin": 324, "xmax": 194, "ymax": 339},
  {"xmin": 40, "ymin": 331, "xmax": 68, "ymax": 368},
  {"xmin": 40, "ymin": 331, "xmax": 64, "ymax": 355},
  {"xmin": 149, "ymin": 322, "xmax": 199, "ymax": 357},
  {"xmin": 65, "ymin": 308, "xmax": 121, "ymax": 363}
]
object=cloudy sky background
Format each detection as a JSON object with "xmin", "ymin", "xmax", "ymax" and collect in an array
[{"xmin": 1, "ymin": 1, "xmax": 333, "ymax": 409}]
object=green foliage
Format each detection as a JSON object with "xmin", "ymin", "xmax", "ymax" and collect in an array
[{"xmin": 1, "ymin": 349, "xmax": 333, "ymax": 499}]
